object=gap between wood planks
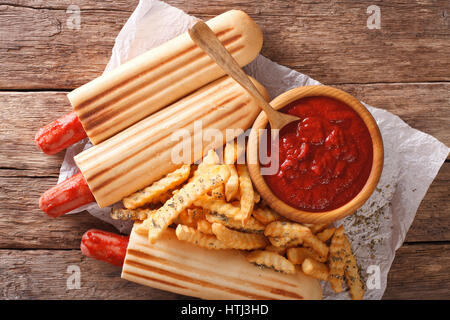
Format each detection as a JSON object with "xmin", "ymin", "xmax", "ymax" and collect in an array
[
  {"xmin": 0, "ymin": 3, "xmax": 133, "ymax": 13},
  {"xmin": 1, "ymin": 0, "xmax": 449, "ymax": 88},
  {"xmin": 0, "ymin": 243, "xmax": 448, "ymax": 299},
  {"xmin": 0, "ymin": 81, "xmax": 449, "ymax": 92}
]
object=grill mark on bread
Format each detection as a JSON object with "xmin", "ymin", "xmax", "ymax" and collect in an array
[
  {"xmin": 78, "ymin": 77, "xmax": 236, "ymax": 164},
  {"xmin": 215, "ymin": 28, "xmax": 233, "ymax": 38},
  {"xmin": 76, "ymin": 33, "xmax": 243, "ymax": 133},
  {"xmin": 268, "ymin": 288, "xmax": 303, "ymax": 299},
  {"xmin": 79, "ymin": 49, "xmax": 207, "ymax": 128},
  {"xmin": 81, "ymin": 94, "xmax": 244, "ymax": 186},
  {"xmin": 88, "ymin": 100, "xmax": 249, "ymax": 192},
  {"xmin": 81, "ymin": 44, "xmax": 244, "ymax": 135},
  {"xmin": 260, "ymin": 276, "xmax": 298, "ymax": 288},
  {"xmin": 124, "ymin": 258, "xmax": 274, "ymax": 300},
  {"xmin": 122, "ymin": 270, "xmax": 189, "ymax": 290},
  {"xmin": 82, "ymin": 90, "xmax": 241, "ymax": 181},
  {"xmin": 126, "ymin": 249, "xmax": 304, "ymax": 299},
  {"xmin": 75, "ymin": 28, "xmax": 234, "ymax": 112}
]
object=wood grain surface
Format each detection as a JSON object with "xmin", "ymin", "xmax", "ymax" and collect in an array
[
  {"xmin": 1, "ymin": 0, "xmax": 449, "ymax": 89},
  {"xmin": 0, "ymin": 244, "xmax": 446, "ymax": 300},
  {"xmin": 0, "ymin": 0, "xmax": 448, "ymax": 300}
]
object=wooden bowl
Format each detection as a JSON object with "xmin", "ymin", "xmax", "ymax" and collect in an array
[{"xmin": 247, "ymin": 85, "xmax": 384, "ymax": 224}]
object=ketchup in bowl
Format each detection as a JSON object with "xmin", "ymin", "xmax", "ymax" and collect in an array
[{"xmin": 263, "ymin": 96, "xmax": 373, "ymax": 212}]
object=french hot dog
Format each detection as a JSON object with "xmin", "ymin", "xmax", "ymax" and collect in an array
[
  {"xmin": 35, "ymin": 111, "xmax": 87, "ymax": 155},
  {"xmin": 79, "ymin": 226, "xmax": 322, "ymax": 299},
  {"xmin": 75, "ymin": 75, "xmax": 269, "ymax": 208},
  {"xmin": 81, "ymin": 229, "xmax": 129, "ymax": 267},
  {"xmin": 34, "ymin": 10, "xmax": 262, "ymax": 154},
  {"xmin": 39, "ymin": 75, "xmax": 268, "ymax": 216},
  {"xmin": 39, "ymin": 172, "xmax": 94, "ymax": 218},
  {"xmin": 121, "ymin": 224, "xmax": 322, "ymax": 300}
]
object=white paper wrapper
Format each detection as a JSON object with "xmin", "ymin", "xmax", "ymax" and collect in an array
[{"xmin": 59, "ymin": 0, "xmax": 449, "ymax": 299}]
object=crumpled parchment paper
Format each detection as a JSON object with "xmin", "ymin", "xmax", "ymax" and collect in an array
[{"xmin": 59, "ymin": 0, "xmax": 449, "ymax": 299}]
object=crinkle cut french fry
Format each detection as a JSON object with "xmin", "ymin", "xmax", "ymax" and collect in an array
[
  {"xmin": 264, "ymin": 221, "xmax": 311, "ymax": 239},
  {"xmin": 287, "ymin": 247, "xmax": 327, "ymax": 265},
  {"xmin": 223, "ymin": 141, "xmax": 240, "ymax": 202},
  {"xmin": 173, "ymin": 208, "xmax": 205, "ymax": 228},
  {"xmin": 236, "ymin": 164, "xmax": 254, "ymax": 224},
  {"xmin": 268, "ymin": 236, "xmax": 300, "ymax": 248},
  {"xmin": 198, "ymin": 149, "xmax": 220, "ymax": 169},
  {"xmin": 223, "ymin": 138, "xmax": 245, "ymax": 164},
  {"xmin": 265, "ymin": 221, "xmax": 329, "ymax": 258},
  {"xmin": 305, "ymin": 246, "xmax": 327, "ymax": 263},
  {"xmin": 287, "ymin": 247, "xmax": 309, "ymax": 265},
  {"xmin": 110, "ymin": 207, "xmax": 154, "ymax": 221},
  {"xmin": 224, "ymin": 139, "xmax": 238, "ymax": 164},
  {"xmin": 191, "ymin": 149, "xmax": 220, "ymax": 179},
  {"xmin": 225, "ymin": 164, "xmax": 239, "ymax": 202},
  {"xmin": 268, "ymin": 236, "xmax": 292, "ymax": 248},
  {"xmin": 285, "ymin": 238, "xmax": 304, "ymax": 248},
  {"xmin": 343, "ymin": 235, "xmax": 365, "ymax": 300},
  {"xmin": 246, "ymin": 250, "xmax": 296, "ymax": 274},
  {"xmin": 302, "ymin": 233, "xmax": 329, "ymax": 259},
  {"xmin": 197, "ymin": 219, "xmax": 214, "ymax": 235},
  {"xmin": 317, "ymin": 227, "xmax": 336, "ymax": 243},
  {"xmin": 175, "ymin": 224, "xmax": 228, "ymax": 250},
  {"xmin": 205, "ymin": 212, "xmax": 265, "ymax": 233},
  {"xmin": 188, "ymin": 207, "xmax": 206, "ymax": 221},
  {"xmin": 265, "ymin": 245, "xmax": 287, "ymax": 256},
  {"xmin": 302, "ymin": 258, "xmax": 329, "ymax": 281},
  {"xmin": 143, "ymin": 164, "xmax": 230, "ymax": 243},
  {"xmin": 194, "ymin": 195, "xmax": 245, "ymax": 222},
  {"xmin": 305, "ymin": 223, "xmax": 328, "ymax": 234},
  {"xmin": 211, "ymin": 184, "xmax": 225, "ymax": 200},
  {"xmin": 211, "ymin": 223, "xmax": 267, "ymax": 250},
  {"xmin": 172, "ymin": 210, "xmax": 192, "ymax": 227},
  {"xmin": 252, "ymin": 207, "xmax": 283, "ymax": 225},
  {"xmin": 328, "ymin": 226, "xmax": 346, "ymax": 293},
  {"xmin": 123, "ymin": 164, "xmax": 190, "ymax": 209}
]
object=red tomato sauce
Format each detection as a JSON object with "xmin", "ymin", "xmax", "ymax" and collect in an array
[{"xmin": 263, "ymin": 96, "xmax": 373, "ymax": 212}]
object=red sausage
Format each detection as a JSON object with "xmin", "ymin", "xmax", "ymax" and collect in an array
[
  {"xmin": 81, "ymin": 229, "xmax": 129, "ymax": 267},
  {"xmin": 39, "ymin": 172, "xmax": 95, "ymax": 218},
  {"xmin": 35, "ymin": 111, "xmax": 87, "ymax": 155}
]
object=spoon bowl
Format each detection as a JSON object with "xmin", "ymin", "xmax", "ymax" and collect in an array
[{"xmin": 247, "ymin": 85, "xmax": 384, "ymax": 224}]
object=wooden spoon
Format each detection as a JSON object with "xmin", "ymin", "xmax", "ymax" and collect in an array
[{"xmin": 188, "ymin": 21, "xmax": 300, "ymax": 131}]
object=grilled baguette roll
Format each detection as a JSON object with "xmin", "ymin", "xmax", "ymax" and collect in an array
[
  {"xmin": 122, "ymin": 224, "xmax": 322, "ymax": 300},
  {"xmin": 75, "ymin": 76, "xmax": 269, "ymax": 208},
  {"xmin": 69, "ymin": 10, "xmax": 263, "ymax": 144}
]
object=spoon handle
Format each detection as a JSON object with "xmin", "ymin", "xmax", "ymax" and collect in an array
[{"xmin": 188, "ymin": 21, "xmax": 278, "ymax": 121}]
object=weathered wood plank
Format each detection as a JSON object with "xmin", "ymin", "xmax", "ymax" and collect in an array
[
  {"xmin": 0, "ymin": 0, "xmax": 135, "ymax": 11},
  {"xmin": 0, "ymin": 84, "xmax": 448, "ymax": 248},
  {"xmin": 0, "ymin": 249, "xmax": 187, "ymax": 300},
  {"xmin": 0, "ymin": 1, "xmax": 135, "ymax": 90},
  {"xmin": 383, "ymin": 243, "xmax": 450, "ymax": 299},
  {"xmin": 0, "ymin": 163, "xmax": 447, "ymax": 249},
  {"xmin": 405, "ymin": 163, "xmax": 450, "ymax": 243},
  {"xmin": 336, "ymin": 82, "xmax": 450, "ymax": 147},
  {"xmin": 170, "ymin": 0, "xmax": 450, "ymax": 85},
  {"xmin": 1, "ymin": 82, "xmax": 448, "ymax": 176},
  {"xmin": 0, "ymin": 0, "xmax": 448, "ymax": 302},
  {"xmin": 0, "ymin": 176, "xmax": 118, "ymax": 249},
  {"xmin": 0, "ymin": 92, "xmax": 69, "ymax": 176},
  {"xmin": 0, "ymin": 0, "xmax": 449, "ymax": 89},
  {"xmin": 1, "ymin": 243, "xmax": 447, "ymax": 299}
]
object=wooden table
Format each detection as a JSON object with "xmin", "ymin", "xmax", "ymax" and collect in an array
[{"xmin": 0, "ymin": 0, "xmax": 448, "ymax": 300}]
